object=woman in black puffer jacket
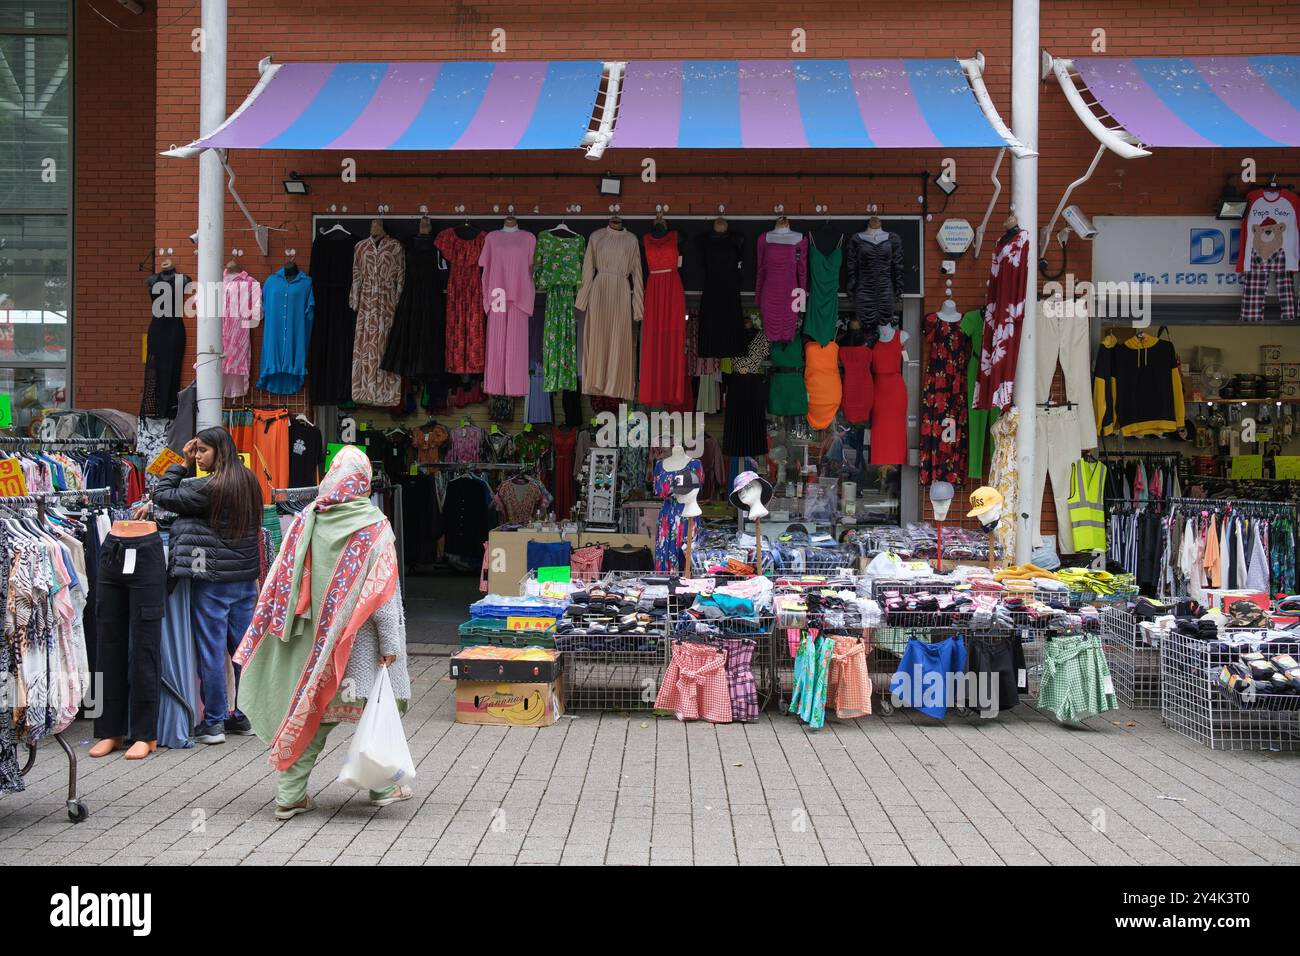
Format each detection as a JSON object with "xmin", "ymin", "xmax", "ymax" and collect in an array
[{"xmin": 147, "ymin": 427, "xmax": 262, "ymax": 745}]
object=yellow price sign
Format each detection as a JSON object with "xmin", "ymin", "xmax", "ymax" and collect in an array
[
  {"xmin": 1275, "ymin": 456, "xmax": 1300, "ymax": 480},
  {"xmin": 506, "ymin": 616, "xmax": 555, "ymax": 632},
  {"xmin": 147, "ymin": 447, "xmax": 185, "ymax": 478},
  {"xmin": 197, "ymin": 452, "xmax": 250, "ymax": 478},
  {"xmin": 0, "ymin": 459, "xmax": 28, "ymax": 497},
  {"xmin": 1230, "ymin": 455, "xmax": 1263, "ymax": 480}
]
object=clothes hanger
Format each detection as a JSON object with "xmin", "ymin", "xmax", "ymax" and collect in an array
[{"xmin": 318, "ymin": 221, "xmax": 350, "ymax": 236}]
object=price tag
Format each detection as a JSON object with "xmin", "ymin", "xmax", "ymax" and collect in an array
[
  {"xmin": 506, "ymin": 616, "xmax": 555, "ymax": 632},
  {"xmin": 1104, "ymin": 674, "xmax": 1116, "ymax": 696},
  {"xmin": 123, "ymin": 549, "xmax": 137, "ymax": 575},
  {"xmin": 1275, "ymin": 456, "xmax": 1300, "ymax": 480},
  {"xmin": 1017, "ymin": 669, "xmax": 1027, "ymax": 691},
  {"xmin": 1230, "ymin": 455, "xmax": 1263, "ymax": 479},
  {"xmin": 147, "ymin": 447, "xmax": 185, "ymax": 478},
  {"xmin": 0, "ymin": 459, "xmax": 28, "ymax": 496}
]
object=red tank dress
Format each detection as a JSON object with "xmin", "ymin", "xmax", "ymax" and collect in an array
[
  {"xmin": 839, "ymin": 344, "xmax": 874, "ymax": 424},
  {"xmin": 870, "ymin": 332, "xmax": 907, "ymax": 464},
  {"xmin": 638, "ymin": 231, "xmax": 690, "ymax": 410}
]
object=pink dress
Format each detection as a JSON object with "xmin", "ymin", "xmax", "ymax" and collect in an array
[
  {"xmin": 221, "ymin": 270, "xmax": 261, "ymax": 398},
  {"xmin": 755, "ymin": 233, "xmax": 809, "ymax": 343},
  {"xmin": 479, "ymin": 229, "xmax": 536, "ymax": 397}
]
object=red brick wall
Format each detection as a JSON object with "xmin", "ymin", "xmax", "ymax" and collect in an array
[
  {"xmin": 74, "ymin": 1, "xmax": 156, "ymax": 412},
  {"xmin": 74, "ymin": 0, "xmax": 1300, "ymax": 538}
]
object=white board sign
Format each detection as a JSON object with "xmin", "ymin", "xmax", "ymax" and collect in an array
[{"xmin": 1093, "ymin": 216, "xmax": 1244, "ymax": 296}]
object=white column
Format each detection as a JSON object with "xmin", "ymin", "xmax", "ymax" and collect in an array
[
  {"xmin": 195, "ymin": 0, "xmax": 228, "ymax": 431},
  {"xmin": 1010, "ymin": 0, "xmax": 1039, "ymax": 563}
]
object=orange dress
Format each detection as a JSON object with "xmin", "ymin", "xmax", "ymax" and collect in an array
[{"xmin": 804, "ymin": 341, "xmax": 842, "ymax": 430}]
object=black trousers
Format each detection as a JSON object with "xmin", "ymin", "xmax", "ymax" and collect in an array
[{"xmin": 95, "ymin": 532, "xmax": 167, "ymax": 741}]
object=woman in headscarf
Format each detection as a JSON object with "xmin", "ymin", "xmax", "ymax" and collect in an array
[{"xmin": 234, "ymin": 445, "xmax": 412, "ymax": 820}]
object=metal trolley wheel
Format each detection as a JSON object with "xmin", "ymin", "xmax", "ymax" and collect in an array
[
  {"xmin": 67, "ymin": 799, "xmax": 89, "ymax": 823},
  {"xmin": 877, "ymin": 695, "xmax": 896, "ymax": 716}
]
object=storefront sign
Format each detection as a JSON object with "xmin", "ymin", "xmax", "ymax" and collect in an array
[
  {"xmin": 1093, "ymin": 217, "xmax": 1243, "ymax": 296},
  {"xmin": 147, "ymin": 447, "xmax": 185, "ymax": 477},
  {"xmin": 0, "ymin": 459, "xmax": 28, "ymax": 496},
  {"xmin": 936, "ymin": 219, "xmax": 975, "ymax": 255}
]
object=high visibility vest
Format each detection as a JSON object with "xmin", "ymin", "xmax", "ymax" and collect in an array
[{"xmin": 1067, "ymin": 459, "xmax": 1107, "ymax": 552}]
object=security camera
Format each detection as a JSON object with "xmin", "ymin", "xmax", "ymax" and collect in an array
[
  {"xmin": 1063, "ymin": 205, "xmax": 1097, "ymax": 240},
  {"xmin": 189, "ymin": 231, "xmax": 198, "ymax": 245}
]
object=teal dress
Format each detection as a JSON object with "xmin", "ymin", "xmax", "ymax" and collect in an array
[{"xmin": 805, "ymin": 242, "xmax": 842, "ymax": 346}]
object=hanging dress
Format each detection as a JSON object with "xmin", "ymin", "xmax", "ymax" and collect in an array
[
  {"xmin": 435, "ymin": 227, "xmax": 487, "ymax": 375},
  {"xmin": 698, "ymin": 230, "xmax": 745, "ymax": 358},
  {"xmin": 576, "ymin": 227, "xmax": 643, "ymax": 400},
  {"xmin": 308, "ymin": 230, "xmax": 359, "ymax": 404},
  {"xmin": 479, "ymin": 228, "xmax": 535, "ymax": 397},
  {"xmin": 553, "ymin": 426, "xmax": 578, "ymax": 521},
  {"xmin": 755, "ymin": 233, "xmax": 809, "ymax": 343},
  {"xmin": 919, "ymin": 311, "xmax": 971, "ymax": 485},
  {"xmin": 870, "ymin": 331, "xmax": 907, "ymax": 464},
  {"xmin": 805, "ymin": 239, "xmax": 842, "ymax": 346},
  {"xmin": 723, "ymin": 329, "xmax": 770, "ymax": 457},
  {"xmin": 381, "ymin": 232, "xmax": 446, "ymax": 384},
  {"xmin": 349, "ymin": 234, "xmax": 405, "ymax": 406},
  {"xmin": 639, "ymin": 231, "xmax": 690, "ymax": 410},
  {"xmin": 653, "ymin": 458, "xmax": 705, "ymax": 573},
  {"xmin": 804, "ymin": 341, "xmax": 842, "ymax": 430},
  {"xmin": 768, "ymin": 338, "xmax": 808, "ymax": 416},
  {"xmin": 839, "ymin": 342, "xmax": 873, "ymax": 425},
  {"xmin": 534, "ymin": 230, "xmax": 585, "ymax": 392}
]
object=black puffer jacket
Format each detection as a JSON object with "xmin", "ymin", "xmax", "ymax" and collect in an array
[{"xmin": 151, "ymin": 464, "xmax": 259, "ymax": 582}]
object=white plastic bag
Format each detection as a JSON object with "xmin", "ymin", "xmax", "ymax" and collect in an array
[{"xmin": 337, "ymin": 667, "xmax": 417, "ymax": 791}]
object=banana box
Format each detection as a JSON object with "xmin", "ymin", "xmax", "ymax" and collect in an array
[
  {"xmin": 449, "ymin": 646, "xmax": 564, "ymax": 683},
  {"xmin": 453, "ymin": 675, "xmax": 565, "ymax": 727}
]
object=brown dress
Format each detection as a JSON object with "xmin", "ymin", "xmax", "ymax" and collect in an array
[
  {"xmin": 349, "ymin": 234, "xmax": 405, "ymax": 406},
  {"xmin": 575, "ymin": 226, "xmax": 643, "ymax": 400}
]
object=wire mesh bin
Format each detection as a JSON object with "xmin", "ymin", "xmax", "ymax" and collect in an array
[
  {"xmin": 1100, "ymin": 607, "xmax": 1160, "ymax": 709},
  {"xmin": 1160, "ymin": 628, "xmax": 1300, "ymax": 751},
  {"xmin": 669, "ymin": 611, "xmax": 777, "ymax": 716}
]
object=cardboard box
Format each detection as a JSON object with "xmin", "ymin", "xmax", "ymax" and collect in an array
[
  {"xmin": 1283, "ymin": 363, "xmax": 1300, "ymax": 383},
  {"xmin": 1262, "ymin": 363, "xmax": 1283, "ymax": 379},
  {"xmin": 453, "ymin": 675, "xmax": 565, "ymax": 727},
  {"xmin": 1282, "ymin": 381, "xmax": 1300, "ymax": 400},
  {"xmin": 450, "ymin": 646, "xmax": 564, "ymax": 683},
  {"xmin": 1261, "ymin": 344, "xmax": 1284, "ymax": 364}
]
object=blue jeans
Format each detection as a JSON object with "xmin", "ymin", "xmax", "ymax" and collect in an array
[{"xmin": 191, "ymin": 578, "xmax": 257, "ymax": 730}]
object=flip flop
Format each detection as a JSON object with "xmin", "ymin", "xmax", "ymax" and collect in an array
[{"xmin": 274, "ymin": 796, "xmax": 316, "ymax": 821}]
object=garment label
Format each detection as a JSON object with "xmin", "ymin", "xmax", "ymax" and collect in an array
[
  {"xmin": 1104, "ymin": 674, "xmax": 1115, "ymax": 696},
  {"xmin": 1017, "ymin": 668, "xmax": 1027, "ymax": 690},
  {"xmin": 123, "ymin": 549, "xmax": 137, "ymax": 575}
]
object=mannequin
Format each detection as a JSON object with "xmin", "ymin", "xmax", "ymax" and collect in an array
[
  {"xmin": 503, "ymin": 214, "xmax": 519, "ymax": 232},
  {"xmin": 418, "ymin": 214, "xmax": 433, "ymax": 235},
  {"xmin": 283, "ymin": 252, "xmax": 299, "ymax": 280},
  {"xmin": 608, "ymin": 214, "xmax": 624, "ymax": 231},
  {"xmin": 713, "ymin": 216, "xmax": 729, "ymax": 234},
  {"xmin": 735, "ymin": 480, "xmax": 769, "ymax": 520},
  {"xmin": 766, "ymin": 215, "xmax": 802, "ymax": 244},
  {"xmin": 847, "ymin": 213, "xmax": 904, "ymax": 336},
  {"xmin": 729, "ymin": 470, "xmax": 773, "ymax": 576},
  {"xmin": 876, "ymin": 321, "xmax": 909, "ymax": 345},
  {"xmin": 936, "ymin": 298, "xmax": 962, "ymax": 323},
  {"xmin": 654, "ymin": 448, "xmax": 703, "ymax": 573},
  {"xmin": 369, "ymin": 217, "xmax": 386, "ymax": 240},
  {"xmin": 652, "ymin": 211, "xmax": 668, "ymax": 237},
  {"xmin": 676, "ymin": 485, "xmax": 702, "ymax": 573},
  {"xmin": 143, "ymin": 258, "xmax": 190, "ymax": 420},
  {"xmin": 662, "ymin": 443, "xmax": 690, "ymax": 472}
]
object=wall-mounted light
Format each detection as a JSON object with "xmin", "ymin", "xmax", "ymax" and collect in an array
[
  {"xmin": 1216, "ymin": 195, "xmax": 1247, "ymax": 220},
  {"xmin": 283, "ymin": 173, "xmax": 309, "ymax": 195},
  {"xmin": 598, "ymin": 175, "xmax": 621, "ymax": 197},
  {"xmin": 933, "ymin": 171, "xmax": 958, "ymax": 197}
]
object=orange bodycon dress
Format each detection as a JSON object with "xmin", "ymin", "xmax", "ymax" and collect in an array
[{"xmin": 804, "ymin": 341, "xmax": 842, "ymax": 430}]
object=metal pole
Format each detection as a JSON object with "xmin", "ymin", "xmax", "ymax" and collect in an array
[
  {"xmin": 1011, "ymin": 0, "xmax": 1039, "ymax": 564},
  {"xmin": 195, "ymin": 0, "xmax": 228, "ymax": 431}
]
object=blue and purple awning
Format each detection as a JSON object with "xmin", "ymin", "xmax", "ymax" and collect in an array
[
  {"xmin": 1072, "ymin": 55, "xmax": 1300, "ymax": 149},
  {"xmin": 167, "ymin": 56, "xmax": 1022, "ymax": 156},
  {"xmin": 613, "ymin": 59, "xmax": 1003, "ymax": 149}
]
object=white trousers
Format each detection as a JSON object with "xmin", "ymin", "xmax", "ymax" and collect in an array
[{"xmin": 1032, "ymin": 406, "xmax": 1084, "ymax": 554}]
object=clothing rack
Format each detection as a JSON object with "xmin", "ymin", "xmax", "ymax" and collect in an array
[
  {"xmin": 270, "ymin": 483, "xmax": 406, "ymax": 595},
  {"xmin": 0, "ymin": 489, "xmax": 103, "ymax": 823},
  {"xmin": 0, "ymin": 437, "xmax": 129, "ymax": 448},
  {"xmin": 417, "ymin": 461, "xmax": 533, "ymax": 470}
]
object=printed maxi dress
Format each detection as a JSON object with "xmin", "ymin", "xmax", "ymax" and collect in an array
[
  {"xmin": 533, "ymin": 230, "xmax": 585, "ymax": 392},
  {"xmin": 436, "ymin": 227, "xmax": 487, "ymax": 374},
  {"xmin": 918, "ymin": 312, "xmax": 971, "ymax": 485},
  {"xmin": 349, "ymin": 234, "xmax": 405, "ymax": 406},
  {"xmin": 653, "ymin": 458, "xmax": 704, "ymax": 573}
]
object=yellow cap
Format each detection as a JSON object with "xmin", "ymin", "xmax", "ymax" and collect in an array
[{"xmin": 966, "ymin": 486, "xmax": 1005, "ymax": 518}]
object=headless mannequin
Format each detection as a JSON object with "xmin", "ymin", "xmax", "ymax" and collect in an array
[
  {"xmin": 766, "ymin": 216, "xmax": 802, "ymax": 245},
  {"xmin": 838, "ymin": 318, "xmax": 869, "ymax": 347},
  {"xmin": 283, "ymin": 257, "xmax": 299, "ymax": 279},
  {"xmin": 652, "ymin": 213, "xmax": 668, "ymax": 238},
  {"xmin": 502, "ymin": 215, "xmax": 519, "ymax": 233},
  {"xmin": 877, "ymin": 322, "xmax": 909, "ymax": 345},
  {"xmin": 662, "ymin": 443, "xmax": 690, "ymax": 473},
  {"xmin": 608, "ymin": 215, "xmax": 624, "ymax": 231},
  {"xmin": 675, "ymin": 487, "xmax": 702, "ymax": 519},
  {"xmin": 369, "ymin": 218, "xmax": 386, "ymax": 248},
  {"xmin": 812, "ymin": 225, "xmax": 843, "ymax": 256},
  {"xmin": 418, "ymin": 215, "xmax": 433, "ymax": 235},
  {"xmin": 91, "ymin": 515, "xmax": 160, "ymax": 759},
  {"xmin": 936, "ymin": 299, "xmax": 962, "ymax": 323},
  {"xmin": 858, "ymin": 215, "xmax": 889, "ymax": 244},
  {"xmin": 713, "ymin": 216, "xmax": 729, "ymax": 234}
]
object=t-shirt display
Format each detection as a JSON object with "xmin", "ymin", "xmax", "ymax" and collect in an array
[{"xmin": 287, "ymin": 419, "xmax": 325, "ymax": 487}]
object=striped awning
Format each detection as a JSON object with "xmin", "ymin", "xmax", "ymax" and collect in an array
[
  {"xmin": 1073, "ymin": 56, "xmax": 1300, "ymax": 148},
  {"xmin": 612, "ymin": 59, "xmax": 1006, "ymax": 149},
  {"xmin": 166, "ymin": 56, "xmax": 1024, "ymax": 157},
  {"xmin": 181, "ymin": 60, "xmax": 605, "ymax": 152}
]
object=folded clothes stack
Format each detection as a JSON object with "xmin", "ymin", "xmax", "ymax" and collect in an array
[
  {"xmin": 554, "ymin": 584, "xmax": 666, "ymax": 652},
  {"xmin": 1055, "ymin": 567, "xmax": 1136, "ymax": 596},
  {"xmin": 1217, "ymin": 648, "xmax": 1300, "ymax": 708}
]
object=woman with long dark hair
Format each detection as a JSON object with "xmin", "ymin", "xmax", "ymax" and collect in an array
[{"xmin": 146, "ymin": 426, "xmax": 262, "ymax": 744}]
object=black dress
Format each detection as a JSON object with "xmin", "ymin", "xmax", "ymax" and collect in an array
[
  {"xmin": 698, "ymin": 231, "xmax": 745, "ymax": 358},
  {"xmin": 381, "ymin": 232, "xmax": 446, "ymax": 384},
  {"xmin": 140, "ymin": 271, "xmax": 188, "ymax": 419},
  {"xmin": 722, "ymin": 328, "xmax": 770, "ymax": 457},
  {"xmin": 307, "ymin": 231, "xmax": 359, "ymax": 405}
]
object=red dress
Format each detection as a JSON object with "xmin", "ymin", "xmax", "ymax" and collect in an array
[
  {"xmin": 552, "ymin": 426, "xmax": 578, "ymax": 520},
  {"xmin": 638, "ymin": 231, "xmax": 690, "ymax": 410},
  {"xmin": 919, "ymin": 313, "xmax": 970, "ymax": 484},
  {"xmin": 870, "ymin": 332, "xmax": 907, "ymax": 464},
  {"xmin": 839, "ymin": 343, "xmax": 874, "ymax": 424},
  {"xmin": 435, "ymin": 227, "xmax": 487, "ymax": 374}
]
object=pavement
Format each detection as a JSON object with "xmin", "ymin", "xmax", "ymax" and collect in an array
[{"xmin": 2, "ymin": 649, "xmax": 1298, "ymax": 866}]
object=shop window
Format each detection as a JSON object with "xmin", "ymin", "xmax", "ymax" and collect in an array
[
  {"xmin": 0, "ymin": 35, "xmax": 70, "ymax": 209},
  {"xmin": 0, "ymin": 2, "xmax": 67, "ymax": 31},
  {"xmin": 0, "ymin": 366, "xmax": 66, "ymax": 428}
]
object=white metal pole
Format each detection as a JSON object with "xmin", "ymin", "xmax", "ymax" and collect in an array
[
  {"xmin": 1011, "ymin": 0, "xmax": 1039, "ymax": 564},
  {"xmin": 195, "ymin": 0, "xmax": 228, "ymax": 431}
]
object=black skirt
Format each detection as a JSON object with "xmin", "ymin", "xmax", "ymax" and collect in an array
[
  {"xmin": 723, "ymin": 372, "xmax": 769, "ymax": 457},
  {"xmin": 381, "ymin": 234, "xmax": 446, "ymax": 383}
]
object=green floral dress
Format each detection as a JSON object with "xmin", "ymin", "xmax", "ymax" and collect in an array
[{"xmin": 534, "ymin": 231, "xmax": 586, "ymax": 392}]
